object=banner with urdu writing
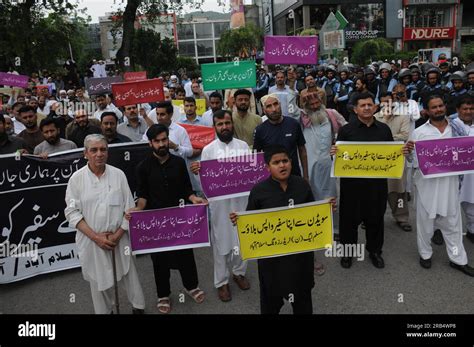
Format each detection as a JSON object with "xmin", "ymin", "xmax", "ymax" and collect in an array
[
  {"xmin": 129, "ymin": 204, "xmax": 210, "ymax": 255},
  {"xmin": 415, "ymin": 136, "xmax": 474, "ymax": 178},
  {"xmin": 331, "ymin": 141, "xmax": 405, "ymax": 179},
  {"xmin": 236, "ymin": 200, "xmax": 333, "ymax": 261},
  {"xmin": 0, "ymin": 143, "xmax": 150, "ymax": 284},
  {"xmin": 201, "ymin": 61, "xmax": 256, "ymax": 91}
]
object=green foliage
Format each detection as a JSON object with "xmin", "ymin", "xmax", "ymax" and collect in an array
[
  {"xmin": 461, "ymin": 42, "xmax": 474, "ymax": 63},
  {"xmin": 217, "ymin": 23, "xmax": 263, "ymax": 59},
  {"xmin": 131, "ymin": 28, "xmax": 178, "ymax": 77},
  {"xmin": 0, "ymin": 1, "xmax": 89, "ymax": 75},
  {"xmin": 351, "ymin": 38, "xmax": 394, "ymax": 66},
  {"xmin": 299, "ymin": 28, "xmax": 318, "ymax": 36},
  {"xmin": 175, "ymin": 56, "xmax": 199, "ymax": 75}
]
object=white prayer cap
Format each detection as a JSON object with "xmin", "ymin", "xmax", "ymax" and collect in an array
[
  {"xmin": 260, "ymin": 93, "xmax": 280, "ymax": 106},
  {"xmin": 59, "ymin": 89, "xmax": 67, "ymax": 94},
  {"xmin": 170, "ymin": 75, "xmax": 178, "ymax": 80}
]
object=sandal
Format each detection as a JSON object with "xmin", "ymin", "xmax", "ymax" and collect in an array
[
  {"xmin": 157, "ymin": 297, "xmax": 171, "ymax": 314},
  {"xmin": 186, "ymin": 288, "xmax": 205, "ymax": 304},
  {"xmin": 396, "ymin": 221, "xmax": 412, "ymax": 232}
]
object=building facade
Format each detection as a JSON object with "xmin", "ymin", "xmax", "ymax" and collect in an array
[
  {"xmin": 176, "ymin": 12, "xmax": 231, "ymax": 65},
  {"xmin": 402, "ymin": 0, "xmax": 459, "ymax": 51}
]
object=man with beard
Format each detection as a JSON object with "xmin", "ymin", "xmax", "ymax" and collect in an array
[
  {"xmin": 191, "ymin": 110, "xmax": 251, "ymax": 302},
  {"xmin": 3, "ymin": 115, "xmax": 14, "ymax": 136},
  {"xmin": 101, "ymin": 112, "xmax": 132, "ymax": 144},
  {"xmin": 403, "ymin": 95, "xmax": 474, "ymax": 276},
  {"xmin": 131, "ymin": 124, "xmax": 207, "ymax": 313},
  {"xmin": 67, "ymin": 109, "xmax": 102, "ymax": 148},
  {"xmin": 301, "ymin": 93, "xmax": 345, "ymax": 200},
  {"xmin": 320, "ymin": 65, "xmax": 338, "ymax": 109},
  {"xmin": 46, "ymin": 101, "xmax": 74, "ymax": 139},
  {"xmin": 17, "ymin": 106, "xmax": 44, "ymax": 153},
  {"xmin": 117, "ymin": 104, "xmax": 150, "ymax": 142},
  {"xmin": 254, "ymin": 94, "xmax": 309, "ymax": 181},
  {"xmin": 27, "ymin": 97, "xmax": 47, "ymax": 126},
  {"xmin": 34, "ymin": 118, "xmax": 77, "ymax": 157},
  {"xmin": 231, "ymin": 89, "xmax": 261, "ymax": 148},
  {"xmin": 331, "ymin": 93, "xmax": 394, "ymax": 269},
  {"xmin": 334, "ymin": 69, "xmax": 354, "ymax": 121},
  {"xmin": 299, "ymin": 74, "xmax": 327, "ymax": 108},
  {"xmin": 0, "ymin": 114, "xmax": 27, "ymax": 154}
]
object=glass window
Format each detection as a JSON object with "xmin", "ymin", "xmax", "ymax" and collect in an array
[
  {"xmin": 177, "ymin": 24, "xmax": 194, "ymax": 40},
  {"xmin": 405, "ymin": 6, "xmax": 451, "ymax": 28},
  {"xmin": 178, "ymin": 41, "xmax": 196, "ymax": 57},
  {"xmin": 214, "ymin": 22, "xmax": 230, "ymax": 38},
  {"xmin": 340, "ymin": 3, "xmax": 385, "ymax": 41},
  {"xmin": 197, "ymin": 40, "xmax": 214, "ymax": 57},
  {"xmin": 195, "ymin": 23, "xmax": 213, "ymax": 39}
]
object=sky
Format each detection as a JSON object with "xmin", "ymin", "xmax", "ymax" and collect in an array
[{"xmin": 78, "ymin": 0, "xmax": 231, "ymax": 23}]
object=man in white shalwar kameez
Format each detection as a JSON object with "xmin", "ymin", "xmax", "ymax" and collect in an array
[
  {"xmin": 191, "ymin": 110, "xmax": 250, "ymax": 302},
  {"xmin": 65, "ymin": 134, "xmax": 146, "ymax": 313},
  {"xmin": 456, "ymin": 97, "xmax": 474, "ymax": 243},
  {"xmin": 404, "ymin": 95, "xmax": 474, "ymax": 276}
]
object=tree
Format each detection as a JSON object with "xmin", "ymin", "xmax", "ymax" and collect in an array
[
  {"xmin": 217, "ymin": 23, "xmax": 263, "ymax": 60},
  {"xmin": 0, "ymin": 0, "xmax": 88, "ymax": 74},
  {"xmin": 351, "ymin": 38, "xmax": 394, "ymax": 66},
  {"xmin": 132, "ymin": 28, "xmax": 178, "ymax": 77},
  {"xmin": 111, "ymin": 0, "xmax": 205, "ymax": 72},
  {"xmin": 299, "ymin": 28, "xmax": 318, "ymax": 36},
  {"xmin": 461, "ymin": 42, "xmax": 474, "ymax": 64}
]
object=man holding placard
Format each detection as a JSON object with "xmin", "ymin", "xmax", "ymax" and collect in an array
[
  {"xmin": 191, "ymin": 110, "xmax": 251, "ymax": 302},
  {"xmin": 403, "ymin": 95, "xmax": 474, "ymax": 276},
  {"xmin": 132, "ymin": 124, "xmax": 208, "ymax": 313},
  {"xmin": 330, "ymin": 92, "xmax": 394, "ymax": 269},
  {"xmin": 230, "ymin": 145, "xmax": 335, "ymax": 314}
]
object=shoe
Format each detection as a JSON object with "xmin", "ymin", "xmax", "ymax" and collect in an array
[
  {"xmin": 217, "ymin": 284, "xmax": 232, "ymax": 302},
  {"xmin": 340, "ymin": 257, "xmax": 352, "ymax": 269},
  {"xmin": 369, "ymin": 253, "xmax": 385, "ymax": 269},
  {"xmin": 314, "ymin": 261, "xmax": 326, "ymax": 276},
  {"xmin": 132, "ymin": 308, "xmax": 145, "ymax": 314},
  {"xmin": 466, "ymin": 232, "xmax": 474, "ymax": 244},
  {"xmin": 419, "ymin": 257, "xmax": 432, "ymax": 269},
  {"xmin": 396, "ymin": 221, "xmax": 412, "ymax": 232},
  {"xmin": 431, "ymin": 229, "xmax": 444, "ymax": 245},
  {"xmin": 232, "ymin": 275, "xmax": 250, "ymax": 290},
  {"xmin": 449, "ymin": 261, "xmax": 474, "ymax": 277}
]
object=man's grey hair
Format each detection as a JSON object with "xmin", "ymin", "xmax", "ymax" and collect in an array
[{"xmin": 84, "ymin": 134, "xmax": 108, "ymax": 150}]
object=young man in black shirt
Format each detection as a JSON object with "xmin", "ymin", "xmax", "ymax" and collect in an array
[
  {"xmin": 330, "ymin": 92, "xmax": 394, "ymax": 270},
  {"xmin": 131, "ymin": 124, "xmax": 207, "ymax": 313},
  {"xmin": 230, "ymin": 145, "xmax": 335, "ymax": 314}
]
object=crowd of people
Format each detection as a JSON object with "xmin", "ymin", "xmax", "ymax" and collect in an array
[{"xmin": 1, "ymin": 56, "xmax": 473, "ymax": 314}]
